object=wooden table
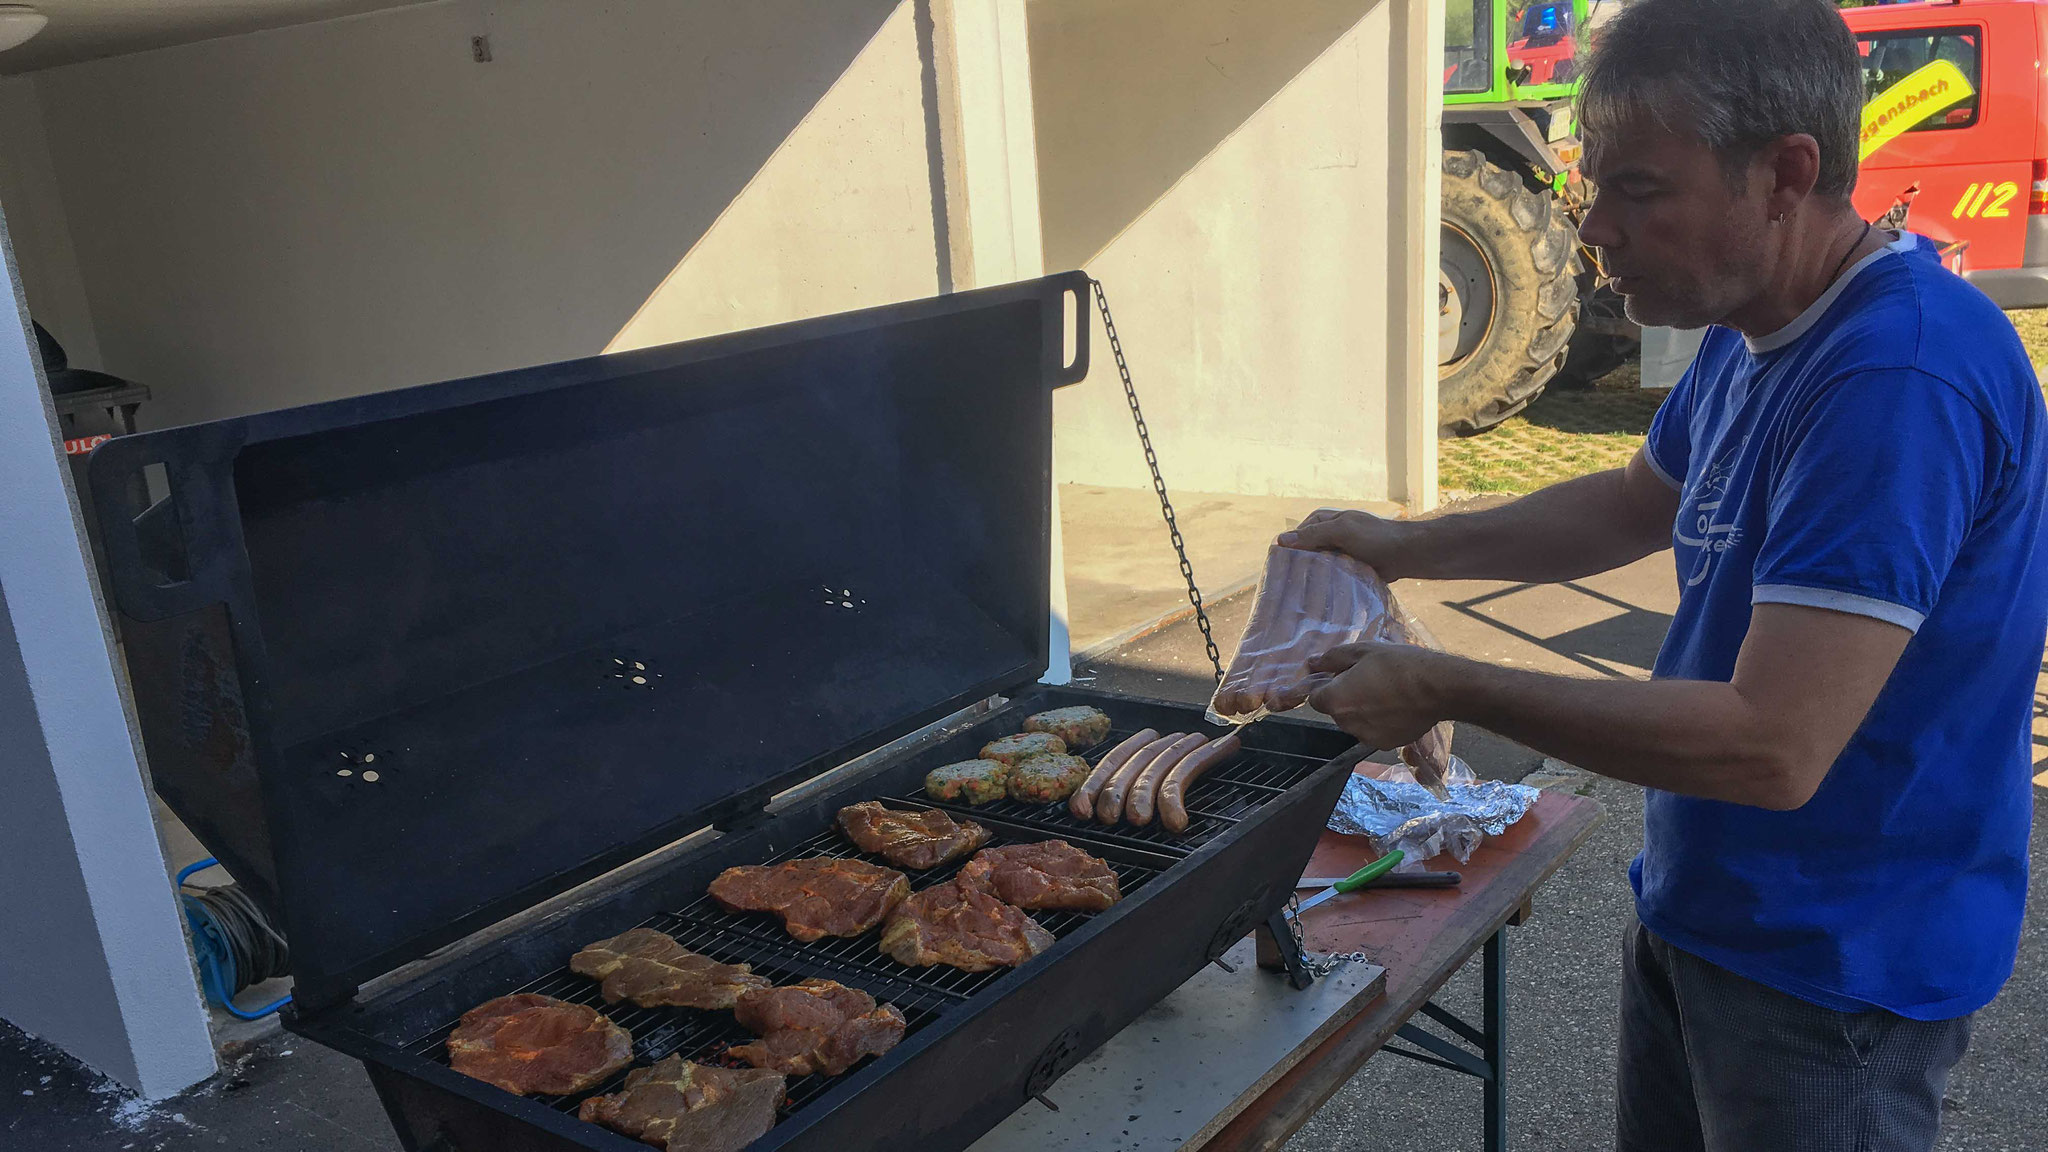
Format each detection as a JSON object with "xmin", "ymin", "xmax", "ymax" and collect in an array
[
  {"xmin": 970, "ymin": 785, "xmax": 1605, "ymax": 1152},
  {"xmin": 1211, "ymin": 788, "xmax": 1606, "ymax": 1152}
]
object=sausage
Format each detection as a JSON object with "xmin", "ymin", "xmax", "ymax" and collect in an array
[
  {"xmin": 1096, "ymin": 734, "xmax": 1182, "ymax": 825},
  {"xmin": 1215, "ymin": 547, "xmax": 1303, "ymax": 717},
  {"xmin": 1264, "ymin": 549, "xmax": 1333, "ymax": 714},
  {"xmin": 1127, "ymin": 733, "xmax": 1209, "ymax": 827},
  {"xmin": 1069, "ymin": 728, "xmax": 1158, "ymax": 822},
  {"xmin": 1159, "ymin": 732, "xmax": 1242, "ymax": 834}
]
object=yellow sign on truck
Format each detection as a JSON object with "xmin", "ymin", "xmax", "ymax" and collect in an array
[{"xmin": 1860, "ymin": 59, "xmax": 1975, "ymax": 160}]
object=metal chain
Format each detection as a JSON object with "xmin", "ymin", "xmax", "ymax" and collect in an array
[
  {"xmin": 1089, "ymin": 279, "xmax": 1224, "ymax": 682},
  {"xmin": 1283, "ymin": 891, "xmax": 1372, "ymax": 980}
]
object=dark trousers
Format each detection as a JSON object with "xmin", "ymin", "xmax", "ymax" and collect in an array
[{"xmin": 1617, "ymin": 919, "xmax": 1972, "ymax": 1152}]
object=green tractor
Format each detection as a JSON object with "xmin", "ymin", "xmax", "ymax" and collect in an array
[{"xmin": 1438, "ymin": 0, "xmax": 1635, "ymax": 435}]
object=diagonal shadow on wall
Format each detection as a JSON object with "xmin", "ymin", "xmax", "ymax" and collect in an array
[{"xmin": 1028, "ymin": 0, "xmax": 1390, "ymax": 272}]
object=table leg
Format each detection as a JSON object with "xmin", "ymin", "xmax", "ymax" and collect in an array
[
  {"xmin": 1383, "ymin": 924, "xmax": 1512, "ymax": 1151},
  {"xmin": 1483, "ymin": 925, "xmax": 1506, "ymax": 1152}
]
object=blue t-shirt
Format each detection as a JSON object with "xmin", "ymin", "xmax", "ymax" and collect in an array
[{"xmin": 1636, "ymin": 233, "xmax": 2048, "ymax": 1020}]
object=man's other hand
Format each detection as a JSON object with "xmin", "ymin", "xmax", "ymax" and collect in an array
[
  {"xmin": 1278, "ymin": 509, "xmax": 1413, "ymax": 580},
  {"xmin": 1304, "ymin": 641, "xmax": 1450, "ymax": 748}
]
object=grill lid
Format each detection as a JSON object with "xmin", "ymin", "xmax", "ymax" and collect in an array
[{"xmin": 89, "ymin": 274, "xmax": 1091, "ymax": 1006}]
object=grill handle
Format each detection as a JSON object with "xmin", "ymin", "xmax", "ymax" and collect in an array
[
  {"xmin": 1051, "ymin": 274, "xmax": 1091, "ymax": 388},
  {"xmin": 87, "ymin": 429, "xmax": 249, "ymax": 622}
]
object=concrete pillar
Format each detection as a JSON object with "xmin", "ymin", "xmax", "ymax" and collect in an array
[
  {"xmin": 0, "ymin": 209, "xmax": 215, "ymax": 1096},
  {"xmin": 1388, "ymin": 0, "xmax": 1445, "ymax": 510},
  {"xmin": 933, "ymin": 0, "xmax": 1073, "ymax": 681}
]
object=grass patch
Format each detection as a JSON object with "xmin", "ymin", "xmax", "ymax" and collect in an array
[{"xmin": 1443, "ymin": 310, "xmax": 2048, "ymax": 498}]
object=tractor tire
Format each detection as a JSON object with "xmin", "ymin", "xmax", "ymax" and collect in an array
[
  {"xmin": 1551, "ymin": 275, "xmax": 1639, "ymax": 389},
  {"xmin": 1437, "ymin": 149, "xmax": 1580, "ymax": 436}
]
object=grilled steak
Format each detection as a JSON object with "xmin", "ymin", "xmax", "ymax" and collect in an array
[
  {"xmin": 837, "ymin": 801, "xmax": 991, "ymax": 869},
  {"xmin": 708, "ymin": 858, "xmax": 910, "ymax": 942},
  {"xmin": 578, "ymin": 1055, "xmax": 785, "ymax": 1152},
  {"xmin": 980, "ymin": 731, "xmax": 1066, "ymax": 767},
  {"xmin": 1023, "ymin": 706, "xmax": 1113, "ymax": 749},
  {"xmin": 446, "ymin": 994, "xmax": 633, "ymax": 1096},
  {"xmin": 569, "ymin": 928, "xmax": 771, "ymax": 1010},
  {"xmin": 925, "ymin": 758, "xmax": 1009, "ymax": 804},
  {"xmin": 959, "ymin": 840, "xmax": 1121, "ymax": 913},
  {"xmin": 878, "ymin": 877, "xmax": 1056, "ymax": 972},
  {"xmin": 1005, "ymin": 753, "xmax": 1091, "ymax": 803},
  {"xmin": 730, "ymin": 979, "xmax": 907, "ymax": 1077}
]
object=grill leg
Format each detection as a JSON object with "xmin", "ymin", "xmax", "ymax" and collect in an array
[
  {"xmin": 1257, "ymin": 910, "xmax": 1316, "ymax": 989},
  {"xmin": 1483, "ymin": 925, "xmax": 1507, "ymax": 1152}
]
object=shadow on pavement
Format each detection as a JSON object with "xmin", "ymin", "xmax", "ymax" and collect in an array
[{"xmin": 1445, "ymin": 581, "xmax": 1675, "ymax": 679}]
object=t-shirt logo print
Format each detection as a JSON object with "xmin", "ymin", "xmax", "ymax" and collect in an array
[{"xmin": 1674, "ymin": 440, "xmax": 1746, "ymax": 588}]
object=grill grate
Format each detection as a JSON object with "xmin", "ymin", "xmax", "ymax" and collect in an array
[
  {"xmin": 899, "ymin": 728, "xmax": 1327, "ymax": 855},
  {"xmin": 400, "ymin": 809, "xmax": 1169, "ymax": 1124},
  {"xmin": 663, "ymin": 823, "xmax": 1163, "ymax": 999},
  {"xmin": 403, "ymin": 928, "xmax": 950, "ymax": 1120}
]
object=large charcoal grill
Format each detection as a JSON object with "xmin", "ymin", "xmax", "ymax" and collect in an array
[{"xmin": 88, "ymin": 273, "xmax": 1362, "ymax": 1152}]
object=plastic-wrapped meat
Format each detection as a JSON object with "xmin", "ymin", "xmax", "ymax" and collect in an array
[{"xmin": 1208, "ymin": 545, "xmax": 1457, "ymax": 788}]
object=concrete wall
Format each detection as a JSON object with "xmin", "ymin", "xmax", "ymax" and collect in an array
[
  {"xmin": 18, "ymin": 0, "xmax": 944, "ymax": 428},
  {"xmin": 0, "ymin": 211, "xmax": 215, "ymax": 1097},
  {"xmin": 0, "ymin": 76, "xmax": 99, "ymax": 368},
  {"xmin": 1029, "ymin": 0, "xmax": 1441, "ymax": 504}
]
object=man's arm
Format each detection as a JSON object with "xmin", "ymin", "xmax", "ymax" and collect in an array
[
  {"xmin": 1306, "ymin": 602, "xmax": 1911, "ymax": 809},
  {"xmin": 1280, "ymin": 448, "xmax": 1680, "ymax": 583}
]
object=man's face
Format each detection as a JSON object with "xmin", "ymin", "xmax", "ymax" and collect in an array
[{"xmin": 1579, "ymin": 118, "xmax": 1775, "ymax": 329}]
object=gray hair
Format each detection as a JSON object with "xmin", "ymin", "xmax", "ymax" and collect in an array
[{"xmin": 1579, "ymin": 0, "xmax": 1863, "ymax": 198}]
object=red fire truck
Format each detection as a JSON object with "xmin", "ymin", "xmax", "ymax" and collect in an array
[{"xmin": 1844, "ymin": 0, "xmax": 2048, "ymax": 306}]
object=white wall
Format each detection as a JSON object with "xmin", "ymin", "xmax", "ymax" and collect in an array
[
  {"xmin": 0, "ymin": 76, "xmax": 99, "ymax": 367},
  {"xmin": 1029, "ymin": 0, "xmax": 1439, "ymax": 504},
  {"xmin": 22, "ymin": 0, "xmax": 943, "ymax": 429}
]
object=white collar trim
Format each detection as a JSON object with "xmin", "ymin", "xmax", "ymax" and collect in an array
[{"xmin": 1744, "ymin": 232, "xmax": 1916, "ymax": 355}]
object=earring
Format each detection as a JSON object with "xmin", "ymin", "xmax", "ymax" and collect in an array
[{"xmin": 1770, "ymin": 213, "xmax": 1787, "ymax": 224}]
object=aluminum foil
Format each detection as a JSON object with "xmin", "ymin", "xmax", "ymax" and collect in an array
[{"xmin": 1327, "ymin": 770, "xmax": 1541, "ymax": 868}]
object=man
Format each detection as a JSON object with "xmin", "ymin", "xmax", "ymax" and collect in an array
[{"xmin": 1281, "ymin": 0, "xmax": 2046, "ymax": 1148}]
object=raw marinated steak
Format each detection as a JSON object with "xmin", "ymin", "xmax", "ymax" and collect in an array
[
  {"xmin": 570, "ymin": 928, "xmax": 770, "ymax": 1010},
  {"xmin": 708, "ymin": 859, "xmax": 910, "ymax": 942},
  {"xmin": 878, "ymin": 877, "xmax": 1056, "ymax": 972},
  {"xmin": 730, "ymin": 979, "xmax": 907, "ymax": 1077},
  {"xmin": 959, "ymin": 840, "xmax": 1121, "ymax": 913},
  {"xmin": 1023, "ymin": 706, "xmax": 1113, "ymax": 749},
  {"xmin": 578, "ymin": 1055, "xmax": 785, "ymax": 1152},
  {"xmin": 980, "ymin": 731, "xmax": 1066, "ymax": 767},
  {"xmin": 1005, "ymin": 754, "xmax": 1091, "ymax": 804},
  {"xmin": 446, "ymin": 994, "xmax": 633, "ymax": 1096},
  {"xmin": 924, "ymin": 758, "xmax": 1009, "ymax": 805},
  {"xmin": 837, "ymin": 801, "xmax": 991, "ymax": 869}
]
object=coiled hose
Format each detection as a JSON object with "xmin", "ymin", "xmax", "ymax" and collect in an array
[{"xmin": 177, "ymin": 858, "xmax": 293, "ymax": 1020}]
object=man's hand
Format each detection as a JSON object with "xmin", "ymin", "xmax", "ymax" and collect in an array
[
  {"xmin": 1303, "ymin": 641, "xmax": 1453, "ymax": 748},
  {"xmin": 1278, "ymin": 509, "xmax": 1414, "ymax": 580}
]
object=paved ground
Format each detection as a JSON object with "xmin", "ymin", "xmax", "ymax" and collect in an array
[{"xmin": 1058, "ymin": 483, "xmax": 1400, "ymax": 656}]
